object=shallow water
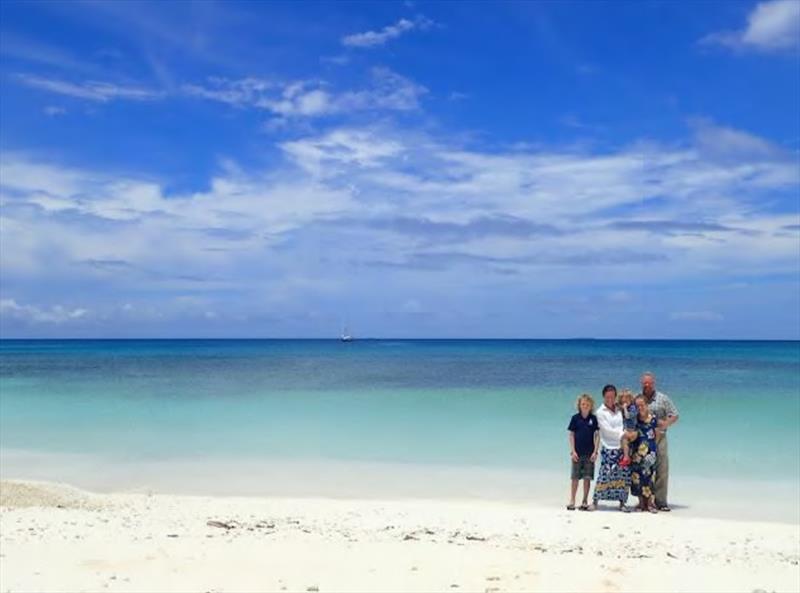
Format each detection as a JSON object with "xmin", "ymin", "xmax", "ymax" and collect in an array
[{"xmin": 1, "ymin": 339, "xmax": 798, "ymax": 490}]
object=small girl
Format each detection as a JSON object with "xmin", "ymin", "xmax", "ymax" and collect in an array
[{"xmin": 618, "ymin": 389, "xmax": 638, "ymax": 468}]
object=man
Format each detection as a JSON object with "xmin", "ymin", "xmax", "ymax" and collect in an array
[{"xmin": 640, "ymin": 371, "xmax": 679, "ymax": 511}]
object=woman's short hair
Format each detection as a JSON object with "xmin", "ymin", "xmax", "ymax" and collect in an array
[{"xmin": 576, "ymin": 393, "xmax": 595, "ymax": 412}]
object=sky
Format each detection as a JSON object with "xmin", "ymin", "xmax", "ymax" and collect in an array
[{"xmin": 0, "ymin": 0, "xmax": 799, "ymax": 339}]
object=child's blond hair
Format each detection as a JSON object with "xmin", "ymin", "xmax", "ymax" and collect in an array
[
  {"xmin": 617, "ymin": 388, "xmax": 634, "ymax": 406},
  {"xmin": 575, "ymin": 393, "xmax": 595, "ymax": 412}
]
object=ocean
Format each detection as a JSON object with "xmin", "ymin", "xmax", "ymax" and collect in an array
[{"xmin": 1, "ymin": 339, "xmax": 799, "ymax": 510}]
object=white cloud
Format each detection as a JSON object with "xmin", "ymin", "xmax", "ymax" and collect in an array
[
  {"xmin": 281, "ymin": 128, "xmax": 405, "ymax": 175},
  {"xmin": 16, "ymin": 74, "xmax": 164, "ymax": 102},
  {"xmin": 690, "ymin": 117, "xmax": 781, "ymax": 158},
  {"xmin": 1, "ymin": 121, "xmax": 797, "ymax": 324},
  {"xmin": 181, "ymin": 76, "xmax": 278, "ymax": 106},
  {"xmin": 0, "ymin": 298, "xmax": 87, "ymax": 324},
  {"xmin": 702, "ymin": 0, "xmax": 800, "ymax": 53},
  {"xmin": 185, "ymin": 68, "xmax": 426, "ymax": 118},
  {"xmin": 43, "ymin": 106, "xmax": 66, "ymax": 117},
  {"xmin": 17, "ymin": 68, "xmax": 426, "ymax": 118},
  {"xmin": 342, "ymin": 16, "xmax": 433, "ymax": 48}
]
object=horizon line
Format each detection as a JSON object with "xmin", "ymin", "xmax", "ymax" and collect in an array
[{"xmin": 1, "ymin": 337, "xmax": 798, "ymax": 343}]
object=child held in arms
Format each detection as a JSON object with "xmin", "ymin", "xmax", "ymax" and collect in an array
[
  {"xmin": 567, "ymin": 394, "xmax": 599, "ymax": 511},
  {"xmin": 618, "ymin": 389, "xmax": 638, "ymax": 468}
]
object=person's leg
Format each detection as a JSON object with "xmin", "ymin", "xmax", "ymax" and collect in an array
[
  {"xmin": 581, "ymin": 478, "xmax": 591, "ymax": 506},
  {"xmin": 654, "ymin": 434, "xmax": 670, "ymax": 509},
  {"xmin": 568, "ymin": 479, "xmax": 578, "ymax": 508}
]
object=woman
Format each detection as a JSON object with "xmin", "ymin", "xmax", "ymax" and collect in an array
[
  {"xmin": 591, "ymin": 384, "xmax": 631, "ymax": 511},
  {"xmin": 630, "ymin": 395, "xmax": 659, "ymax": 513}
]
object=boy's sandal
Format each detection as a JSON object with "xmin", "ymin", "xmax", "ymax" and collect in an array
[
  {"xmin": 648, "ymin": 504, "xmax": 659, "ymax": 514},
  {"xmin": 579, "ymin": 503, "xmax": 589, "ymax": 511},
  {"xmin": 658, "ymin": 505, "xmax": 671, "ymax": 512},
  {"xmin": 566, "ymin": 504, "xmax": 576, "ymax": 510}
]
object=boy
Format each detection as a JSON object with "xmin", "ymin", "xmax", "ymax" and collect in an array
[{"xmin": 567, "ymin": 393, "xmax": 600, "ymax": 511}]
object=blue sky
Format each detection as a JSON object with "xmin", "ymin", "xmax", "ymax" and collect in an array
[{"xmin": 1, "ymin": 0, "xmax": 798, "ymax": 339}]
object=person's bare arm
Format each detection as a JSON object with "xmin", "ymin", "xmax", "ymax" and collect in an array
[
  {"xmin": 568, "ymin": 431, "xmax": 578, "ymax": 462},
  {"xmin": 591, "ymin": 430, "xmax": 599, "ymax": 462}
]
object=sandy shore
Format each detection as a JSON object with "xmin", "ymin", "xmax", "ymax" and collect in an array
[{"xmin": 1, "ymin": 480, "xmax": 798, "ymax": 593}]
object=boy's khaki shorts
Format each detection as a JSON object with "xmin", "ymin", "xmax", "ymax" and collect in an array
[{"xmin": 571, "ymin": 455, "xmax": 595, "ymax": 480}]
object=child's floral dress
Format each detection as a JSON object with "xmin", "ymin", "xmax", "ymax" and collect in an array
[{"xmin": 630, "ymin": 415, "xmax": 658, "ymax": 501}]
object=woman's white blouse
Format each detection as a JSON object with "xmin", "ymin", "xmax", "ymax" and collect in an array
[{"xmin": 596, "ymin": 404, "xmax": 624, "ymax": 450}]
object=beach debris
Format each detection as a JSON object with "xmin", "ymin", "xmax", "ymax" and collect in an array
[
  {"xmin": 255, "ymin": 521, "xmax": 275, "ymax": 529},
  {"xmin": 403, "ymin": 533, "xmax": 418, "ymax": 541},
  {"xmin": 450, "ymin": 585, "xmax": 459, "ymax": 588},
  {"xmin": 207, "ymin": 520, "xmax": 236, "ymax": 530},
  {"xmin": 466, "ymin": 534, "xmax": 486, "ymax": 542},
  {"xmin": 485, "ymin": 588, "xmax": 500, "ymax": 593},
  {"xmin": 486, "ymin": 576, "xmax": 501, "ymax": 581},
  {"xmin": 166, "ymin": 534, "xmax": 179, "ymax": 538},
  {"xmin": 410, "ymin": 566, "xmax": 418, "ymax": 572},
  {"xmin": 666, "ymin": 552, "xmax": 678, "ymax": 559},
  {"xmin": 561, "ymin": 545, "xmax": 583, "ymax": 554},
  {"xmin": 306, "ymin": 587, "xmax": 319, "ymax": 592}
]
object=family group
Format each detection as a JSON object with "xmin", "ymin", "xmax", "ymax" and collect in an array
[{"xmin": 567, "ymin": 372, "xmax": 679, "ymax": 513}]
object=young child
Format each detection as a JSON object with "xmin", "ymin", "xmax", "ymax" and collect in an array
[
  {"xmin": 618, "ymin": 389, "xmax": 638, "ymax": 468},
  {"xmin": 567, "ymin": 393, "xmax": 599, "ymax": 511}
]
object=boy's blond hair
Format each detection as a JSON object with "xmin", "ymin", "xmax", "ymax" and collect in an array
[
  {"xmin": 617, "ymin": 388, "xmax": 634, "ymax": 405},
  {"xmin": 575, "ymin": 393, "xmax": 595, "ymax": 412}
]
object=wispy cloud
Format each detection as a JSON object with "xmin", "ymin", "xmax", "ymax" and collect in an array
[
  {"xmin": 1, "ymin": 120, "xmax": 797, "ymax": 333},
  {"xmin": 184, "ymin": 68, "xmax": 426, "ymax": 118},
  {"xmin": 701, "ymin": 0, "xmax": 800, "ymax": 53},
  {"xmin": 16, "ymin": 74, "xmax": 163, "ymax": 102},
  {"xmin": 320, "ymin": 215, "xmax": 561, "ymax": 245},
  {"xmin": 16, "ymin": 67, "xmax": 425, "ymax": 117},
  {"xmin": 0, "ymin": 298, "xmax": 88, "ymax": 324},
  {"xmin": 606, "ymin": 219, "xmax": 754, "ymax": 237},
  {"xmin": 341, "ymin": 16, "xmax": 433, "ymax": 48},
  {"xmin": 43, "ymin": 106, "xmax": 66, "ymax": 117}
]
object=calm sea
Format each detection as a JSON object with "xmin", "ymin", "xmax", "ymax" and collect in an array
[{"xmin": 1, "ymin": 339, "xmax": 799, "ymax": 497}]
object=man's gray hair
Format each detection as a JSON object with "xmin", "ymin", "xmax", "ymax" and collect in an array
[{"xmin": 641, "ymin": 371, "xmax": 656, "ymax": 381}]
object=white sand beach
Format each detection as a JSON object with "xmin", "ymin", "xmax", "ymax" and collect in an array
[{"xmin": 1, "ymin": 479, "xmax": 798, "ymax": 593}]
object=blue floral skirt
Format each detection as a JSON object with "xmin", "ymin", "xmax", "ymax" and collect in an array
[{"xmin": 592, "ymin": 447, "xmax": 630, "ymax": 503}]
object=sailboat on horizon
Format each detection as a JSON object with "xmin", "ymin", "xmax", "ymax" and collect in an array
[{"xmin": 340, "ymin": 324, "xmax": 354, "ymax": 342}]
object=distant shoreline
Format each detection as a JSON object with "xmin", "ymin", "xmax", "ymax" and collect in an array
[{"xmin": 3, "ymin": 337, "xmax": 799, "ymax": 342}]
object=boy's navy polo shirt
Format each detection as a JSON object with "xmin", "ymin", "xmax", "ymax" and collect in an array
[{"xmin": 567, "ymin": 413, "xmax": 598, "ymax": 456}]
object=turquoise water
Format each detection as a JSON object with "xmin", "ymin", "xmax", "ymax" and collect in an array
[{"xmin": 1, "ymin": 339, "xmax": 799, "ymax": 485}]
